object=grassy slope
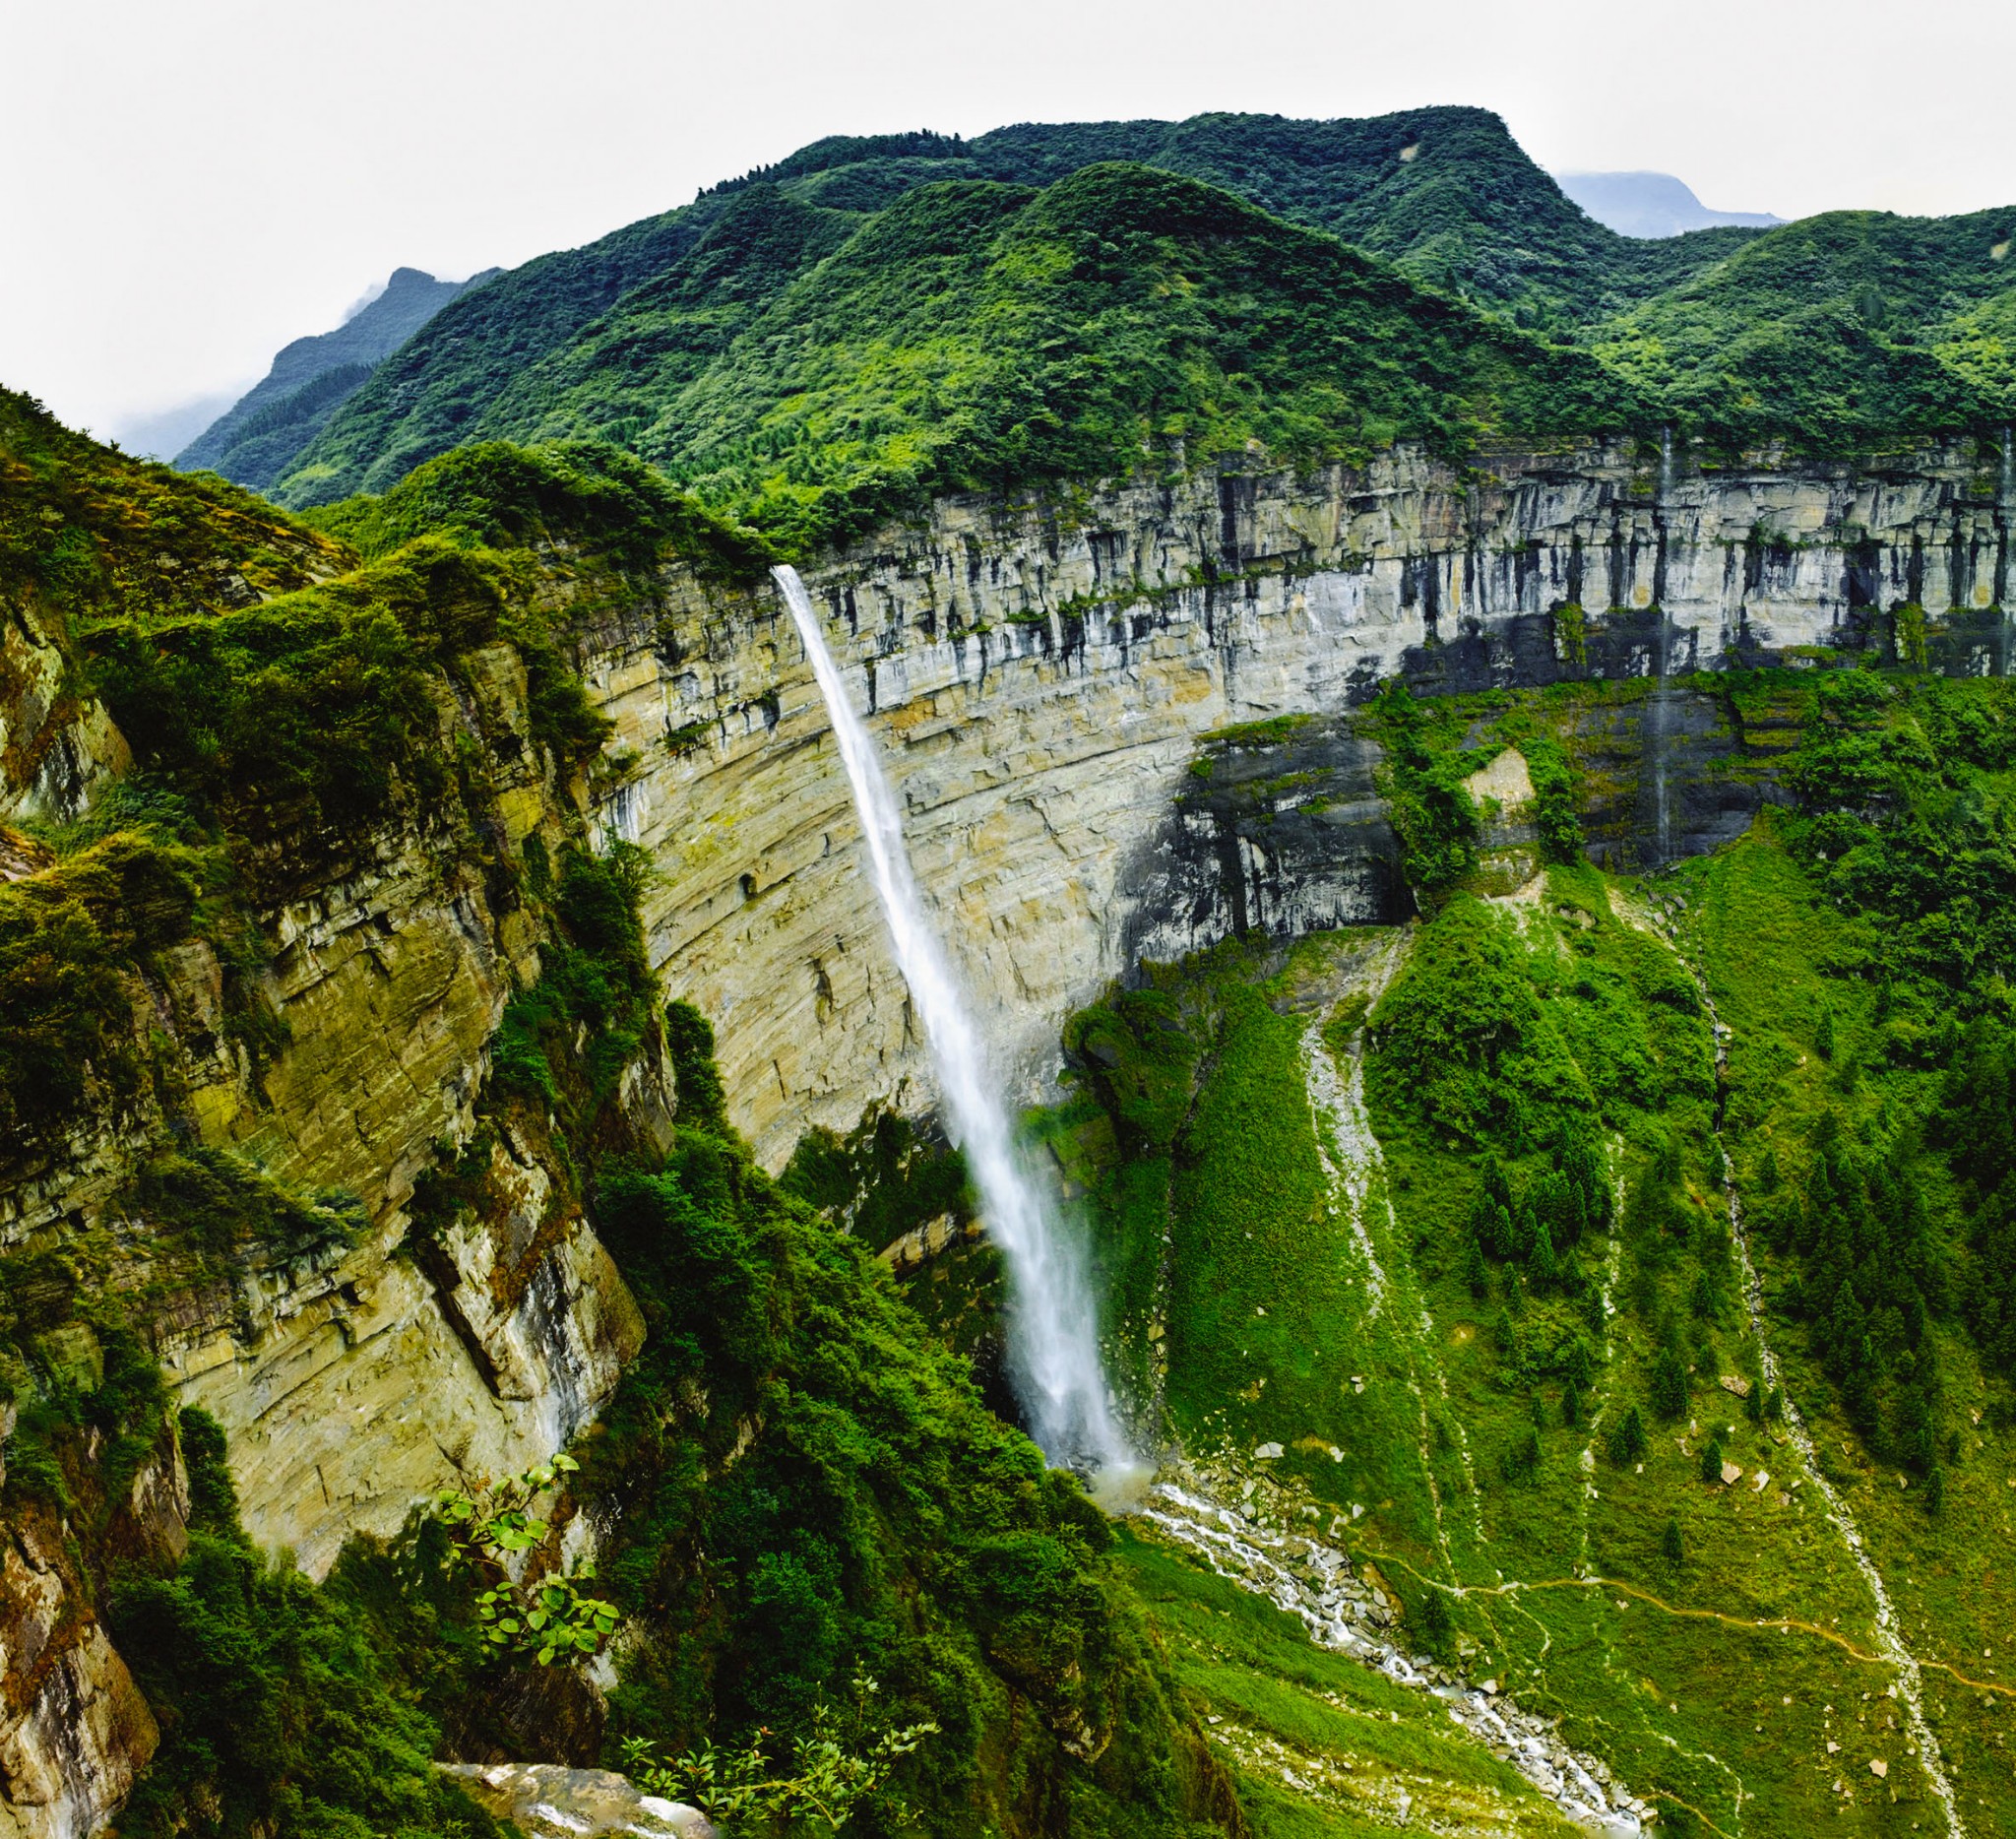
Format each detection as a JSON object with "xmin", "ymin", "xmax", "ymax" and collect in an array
[
  {"xmin": 1026, "ymin": 677, "xmax": 2016, "ymax": 1836},
  {"xmin": 1117, "ymin": 1533, "xmax": 1581, "ymax": 1837},
  {"xmin": 1687, "ymin": 823, "xmax": 2016, "ymax": 1831},
  {"xmin": 0, "ymin": 386, "xmax": 344, "ymax": 624}
]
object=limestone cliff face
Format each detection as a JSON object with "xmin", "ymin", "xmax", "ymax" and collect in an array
[
  {"xmin": 581, "ymin": 439, "xmax": 2014, "ymax": 1168},
  {"xmin": 0, "ymin": 1434, "xmax": 186, "ymax": 1839},
  {"xmin": 0, "ymin": 602, "xmax": 129, "ymax": 826},
  {"xmin": 1, "ymin": 689, "xmax": 645, "ymax": 1585}
]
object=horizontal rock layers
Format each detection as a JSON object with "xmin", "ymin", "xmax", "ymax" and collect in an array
[{"xmin": 584, "ymin": 438, "xmax": 2014, "ymax": 1168}]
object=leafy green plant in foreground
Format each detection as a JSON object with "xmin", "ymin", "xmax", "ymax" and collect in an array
[
  {"xmin": 435, "ymin": 1455, "xmax": 621, "ymax": 1668},
  {"xmin": 622, "ymin": 1672, "xmax": 940, "ymax": 1833}
]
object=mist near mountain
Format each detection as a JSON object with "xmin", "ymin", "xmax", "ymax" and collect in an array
[
  {"xmin": 101, "ymin": 387, "xmax": 250, "ymax": 460},
  {"xmin": 1557, "ymin": 168, "xmax": 1783, "ymax": 237},
  {"xmin": 175, "ymin": 265, "xmax": 497, "ymax": 488}
]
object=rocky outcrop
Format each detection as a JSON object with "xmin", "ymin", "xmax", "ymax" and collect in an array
[
  {"xmin": 0, "ymin": 1438, "xmax": 188, "ymax": 1839},
  {"xmin": 0, "ymin": 1620, "xmax": 159, "ymax": 1839},
  {"xmin": 440, "ymin": 1762, "xmax": 714, "ymax": 1838},
  {"xmin": 0, "ymin": 635, "xmax": 645, "ymax": 1591},
  {"xmin": 582, "ymin": 437, "xmax": 2015, "ymax": 1167},
  {"xmin": 0, "ymin": 602, "xmax": 129, "ymax": 825}
]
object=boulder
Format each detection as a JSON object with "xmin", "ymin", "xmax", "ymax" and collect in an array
[{"xmin": 441, "ymin": 1762, "xmax": 715, "ymax": 1838}]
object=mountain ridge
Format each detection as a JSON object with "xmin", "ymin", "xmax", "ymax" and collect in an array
[
  {"xmin": 1555, "ymin": 169, "xmax": 1783, "ymax": 238},
  {"xmin": 176, "ymin": 264, "xmax": 498, "ymax": 488},
  {"xmin": 261, "ymin": 108, "xmax": 2016, "ymax": 524}
]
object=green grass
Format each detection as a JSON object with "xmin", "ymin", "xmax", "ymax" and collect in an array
[
  {"xmin": 1117, "ymin": 1533, "xmax": 1581, "ymax": 1837},
  {"xmin": 1014, "ymin": 757, "xmax": 2014, "ymax": 1831},
  {"xmin": 1686, "ymin": 820, "xmax": 2016, "ymax": 1833}
]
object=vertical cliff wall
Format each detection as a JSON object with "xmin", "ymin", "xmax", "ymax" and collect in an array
[{"xmin": 581, "ymin": 438, "xmax": 2014, "ymax": 1168}]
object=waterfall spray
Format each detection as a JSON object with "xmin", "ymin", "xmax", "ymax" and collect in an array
[{"xmin": 773, "ymin": 565, "xmax": 1138, "ymax": 1481}]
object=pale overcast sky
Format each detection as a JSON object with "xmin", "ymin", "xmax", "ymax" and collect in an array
[{"xmin": 8, "ymin": 0, "xmax": 2015, "ymax": 446}]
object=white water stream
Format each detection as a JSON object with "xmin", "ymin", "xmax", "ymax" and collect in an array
[{"xmin": 774, "ymin": 566, "xmax": 1136, "ymax": 1478}]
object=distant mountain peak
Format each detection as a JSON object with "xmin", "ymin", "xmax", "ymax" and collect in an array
[
  {"xmin": 175, "ymin": 265, "xmax": 493, "ymax": 487},
  {"xmin": 1554, "ymin": 169, "xmax": 1783, "ymax": 238}
]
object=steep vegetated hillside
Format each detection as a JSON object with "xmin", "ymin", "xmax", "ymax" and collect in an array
[
  {"xmin": 975, "ymin": 666, "xmax": 2016, "ymax": 1836},
  {"xmin": 963, "ymin": 108, "xmax": 1746, "ymax": 317},
  {"xmin": 265, "ymin": 108, "xmax": 2016, "ymax": 520},
  {"xmin": 0, "ymin": 404, "xmax": 1239, "ymax": 1838},
  {"xmin": 1593, "ymin": 211, "xmax": 2016, "ymax": 452},
  {"xmin": 486, "ymin": 165, "xmax": 1638, "ymax": 553}
]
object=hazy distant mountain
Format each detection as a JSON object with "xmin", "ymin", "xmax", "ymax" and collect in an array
[
  {"xmin": 106, "ymin": 387, "xmax": 250, "ymax": 461},
  {"xmin": 1555, "ymin": 169, "xmax": 1783, "ymax": 238},
  {"xmin": 176, "ymin": 265, "xmax": 497, "ymax": 488}
]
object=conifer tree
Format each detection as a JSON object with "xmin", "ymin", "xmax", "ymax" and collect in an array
[
  {"xmin": 1530, "ymin": 1221, "xmax": 1558, "ymax": 1292},
  {"xmin": 1662, "ymin": 1515, "xmax": 1685, "ymax": 1568},
  {"xmin": 1651, "ymin": 1346, "xmax": 1688, "ymax": 1421},
  {"xmin": 1414, "ymin": 1587, "xmax": 1453, "ymax": 1654}
]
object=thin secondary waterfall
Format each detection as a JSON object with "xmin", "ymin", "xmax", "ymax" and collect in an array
[
  {"xmin": 1649, "ymin": 427, "xmax": 1674, "ymax": 863},
  {"xmin": 773, "ymin": 565, "xmax": 1135, "ymax": 1478}
]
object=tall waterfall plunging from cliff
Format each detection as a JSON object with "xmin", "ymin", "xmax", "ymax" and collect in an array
[{"xmin": 774, "ymin": 565, "xmax": 1135, "ymax": 1477}]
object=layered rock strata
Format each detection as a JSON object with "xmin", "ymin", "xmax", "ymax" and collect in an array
[
  {"xmin": 0, "ymin": 612, "xmax": 647, "ymax": 1584},
  {"xmin": 584, "ymin": 438, "xmax": 2014, "ymax": 1167}
]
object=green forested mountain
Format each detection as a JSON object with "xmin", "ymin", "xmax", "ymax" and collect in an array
[
  {"xmin": 267, "ymin": 108, "xmax": 2016, "ymax": 523},
  {"xmin": 432, "ymin": 165, "xmax": 1639, "ymax": 552},
  {"xmin": 964, "ymin": 108, "xmax": 1754, "ymax": 315},
  {"xmin": 1593, "ymin": 209, "xmax": 2016, "ymax": 451},
  {"xmin": 282, "ymin": 107, "xmax": 1655, "ymax": 509}
]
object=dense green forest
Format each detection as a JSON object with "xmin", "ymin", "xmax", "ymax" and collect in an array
[{"xmin": 251, "ymin": 107, "xmax": 2016, "ymax": 531}]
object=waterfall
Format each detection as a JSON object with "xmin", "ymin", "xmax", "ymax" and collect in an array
[
  {"xmin": 1649, "ymin": 428, "xmax": 1674, "ymax": 864},
  {"xmin": 773, "ymin": 565, "xmax": 1138, "ymax": 1481}
]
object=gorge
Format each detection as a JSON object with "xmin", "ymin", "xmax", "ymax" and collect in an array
[{"xmin": 4, "ymin": 102, "xmax": 2016, "ymax": 1839}]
